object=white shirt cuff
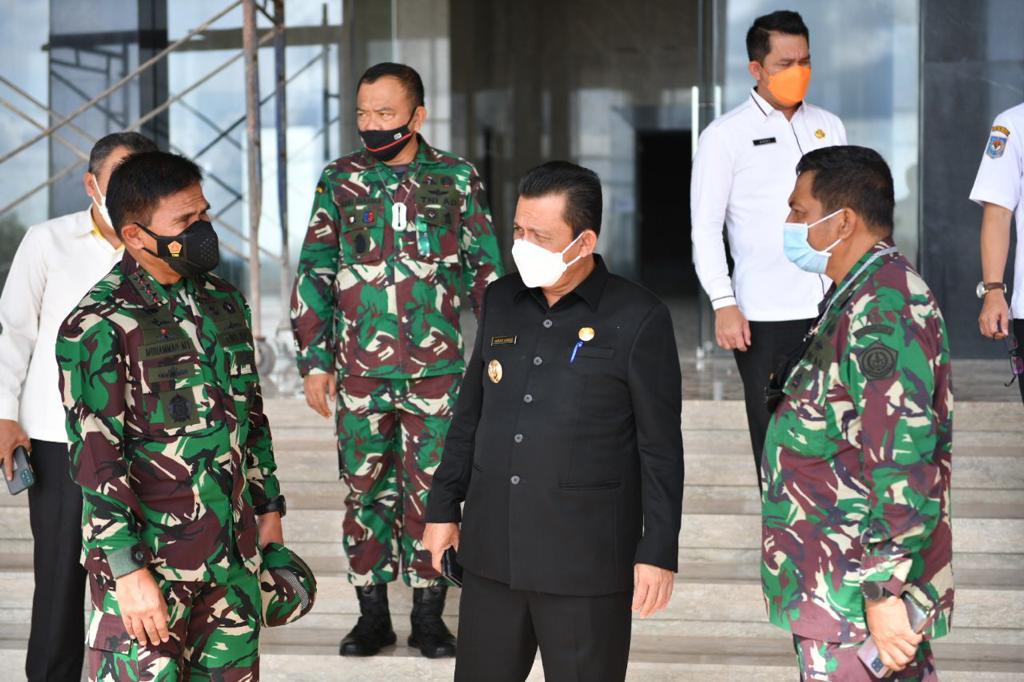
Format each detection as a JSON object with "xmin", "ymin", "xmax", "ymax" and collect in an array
[{"xmin": 710, "ymin": 294, "xmax": 737, "ymax": 310}]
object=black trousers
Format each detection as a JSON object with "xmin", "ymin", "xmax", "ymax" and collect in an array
[
  {"xmin": 1015, "ymin": 319, "xmax": 1024, "ymax": 405},
  {"xmin": 733, "ymin": 318, "xmax": 815, "ymax": 483},
  {"xmin": 25, "ymin": 439, "xmax": 87, "ymax": 682},
  {"xmin": 455, "ymin": 570, "xmax": 632, "ymax": 682}
]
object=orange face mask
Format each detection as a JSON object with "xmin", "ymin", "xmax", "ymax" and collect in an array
[{"xmin": 763, "ymin": 64, "xmax": 811, "ymax": 107}]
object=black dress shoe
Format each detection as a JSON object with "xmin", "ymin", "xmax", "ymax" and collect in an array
[
  {"xmin": 339, "ymin": 584, "xmax": 397, "ymax": 656},
  {"xmin": 408, "ymin": 584, "xmax": 457, "ymax": 658}
]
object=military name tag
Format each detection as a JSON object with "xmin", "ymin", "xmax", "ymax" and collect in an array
[
  {"xmin": 146, "ymin": 363, "xmax": 199, "ymax": 385},
  {"xmin": 487, "ymin": 359, "xmax": 503, "ymax": 384},
  {"xmin": 140, "ymin": 337, "xmax": 193, "ymax": 360},
  {"xmin": 491, "ymin": 335, "xmax": 517, "ymax": 347},
  {"xmin": 220, "ymin": 328, "xmax": 251, "ymax": 348}
]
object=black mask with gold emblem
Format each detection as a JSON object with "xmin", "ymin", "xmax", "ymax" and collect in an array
[{"xmin": 134, "ymin": 219, "xmax": 220, "ymax": 278}]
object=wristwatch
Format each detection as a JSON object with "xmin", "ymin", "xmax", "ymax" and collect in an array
[
  {"xmin": 861, "ymin": 580, "xmax": 895, "ymax": 602},
  {"xmin": 255, "ymin": 495, "xmax": 287, "ymax": 517},
  {"xmin": 976, "ymin": 281, "xmax": 1007, "ymax": 299}
]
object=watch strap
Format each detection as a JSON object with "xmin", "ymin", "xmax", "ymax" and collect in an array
[{"xmin": 256, "ymin": 495, "xmax": 287, "ymax": 517}]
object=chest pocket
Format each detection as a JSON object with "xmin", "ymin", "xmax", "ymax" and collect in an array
[
  {"xmin": 206, "ymin": 297, "xmax": 259, "ymax": 398},
  {"xmin": 411, "ymin": 175, "xmax": 460, "ymax": 263},
  {"xmin": 339, "ymin": 198, "xmax": 386, "ymax": 264},
  {"xmin": 777, "ymin": 344, "xmax": 832, "ymax": 458},
  {"xmin": 133, "ymin": 314, "xmax": 210, "ymax": 438}
]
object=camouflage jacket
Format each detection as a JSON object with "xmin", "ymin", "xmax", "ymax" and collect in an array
[
  {"xmin": 57, "ymin": 254, "xmax": 280, "ymax": 584},
  {"xmin": 761, "ymin": 239, "xmax": 954, "ymax": 643},
  {"xmin": 290, "ymin": 136, "xmax": 503, "ymax": 379}
]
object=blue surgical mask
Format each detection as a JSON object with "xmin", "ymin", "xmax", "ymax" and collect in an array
[{"xmin": 783, "ymin": 208, "xmax": 845, "ymax": 274}]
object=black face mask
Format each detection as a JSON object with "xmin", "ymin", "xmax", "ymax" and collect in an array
[
  {"xmin": 360, "ymin": 110, "xmax": 417, "ymax": 162},
  {"xmin": 134, "ymin": 219, "xmax": 220, "ymax": 278}
]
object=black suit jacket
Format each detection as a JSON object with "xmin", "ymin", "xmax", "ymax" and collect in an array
[{"xmin": 426, "ymin": 257, "xmax": 684, "ymax": 596}]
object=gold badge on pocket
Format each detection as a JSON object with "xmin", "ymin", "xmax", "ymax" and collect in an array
[
  {"xmin": 578, "ymin": 327, "xmax": 595, "ymax": 342},
  {"xmin": 487, "ymin": 359, "xmax": 503, "ymax": 384}
]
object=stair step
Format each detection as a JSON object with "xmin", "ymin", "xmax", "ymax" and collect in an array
[
  {"xmin": 0, "ymin": 568, "xmax": 1019, "ymax": 635},
  {"xmin": 1, "ymin": 506, "xmax": 1020, "ymax": 556}
]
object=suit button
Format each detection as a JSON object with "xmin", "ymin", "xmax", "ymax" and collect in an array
[
  {"xmin": 543, "ymin": 319, "xmax": 553, "ymax": 328},
  {"xmin": 533, "ymin": 356, "xmax": 543, "ymax": 366},
  {"xmin": 523, "ymin": 394, "xmax": 533, "ymax": 403},
  {"xmin": 514, "ymin": 433, "xmax": 524, "ymax": 443},
  {"xmin": 511, "ymin": 475, "xmax": 521, "ymax": 485}
]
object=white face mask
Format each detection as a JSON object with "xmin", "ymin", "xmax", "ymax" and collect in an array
[
  {"xmin": 511, "ymin": 233, "xmax": 584, "ymax": 288},
  {"xmin": 90, "ymin": 177, "xmax": 113, "ymax": 229}
]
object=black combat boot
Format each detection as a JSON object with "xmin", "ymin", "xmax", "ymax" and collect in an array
[
  {"xmin": 408, "ymin": 584, "xmax": 457, "ymax": 658},
  {"xmin": 339, "ymin": 584, "xmax": 397, "ymax": 656}
]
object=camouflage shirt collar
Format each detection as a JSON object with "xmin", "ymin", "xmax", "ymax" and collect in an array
[
  {"xmin": 835, "ymin": 238, "xmax": 898, "ymax": 291},
  {"xmin": 121, "ymin": 252, "xmax": 195, "ymax": 310},
  {"xmin": 818, "ymin": 238, "xmax": 900, "ymax": 324}
]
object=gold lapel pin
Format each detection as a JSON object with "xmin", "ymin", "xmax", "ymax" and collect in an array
[
  {"xmin": 578, "ymin": 327, "xmax": 595, "ymax": 342},
  {"xmin": 487, "ymin": 359, "xmax": 503, "ymax": 384}
]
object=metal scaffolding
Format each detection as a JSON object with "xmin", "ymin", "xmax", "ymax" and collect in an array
[{"xmin": 0, "ymin": 0, "xmax": 346, "ymax": 387}]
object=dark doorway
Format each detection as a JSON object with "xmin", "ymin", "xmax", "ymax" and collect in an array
[{"xmin": 636, "ymin": 130, "xmax": 697, "ymax": 296}]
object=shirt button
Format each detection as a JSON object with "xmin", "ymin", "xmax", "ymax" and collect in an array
[
  {"xmin": 543, "ymin": 319, "xmax": 553, "ymax": 328},
  {"xmin": 533, "ymin": 356, "xmax": 543, "ymax": 366},
  {"xmin": 523, "ymin": 394, "xmax": 533, "ymax": 403},
  {"xmin": 511, "ymin": 475, "xmax": 521, "ymax": 485},
  {"xmin": 514, "ymin": 433, "xmax": 524, "ymax": 444},
  {"xmin": 133, "ymin": 550, "xmax": 145, "ymax": 562}
]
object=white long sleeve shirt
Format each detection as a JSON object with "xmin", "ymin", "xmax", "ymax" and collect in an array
[
  {"xmin": 691, "ymin": 88, "xmax": 847, "ymax": 321},
  {"xmin": 969, "ymin": 102, "xmax": 1024, "ymax": 319},
  {"xmin": 0, "ymin": 209, "xmax": 123, "ymax": 442}
]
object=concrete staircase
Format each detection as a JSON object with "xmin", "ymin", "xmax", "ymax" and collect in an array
[{"xmin": 1, "ymin": 399, "xmax": 1021, "ymax": 681}]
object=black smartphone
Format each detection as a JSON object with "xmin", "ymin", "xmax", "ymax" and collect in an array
[
  {"xmin": 6, "ymin": 446, "xmax": 35, "ymax": 495},
  {"xmin": 441, "ymin": 547, "xmax": 463, "ymax": 587}
]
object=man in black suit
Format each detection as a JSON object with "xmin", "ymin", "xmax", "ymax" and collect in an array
[{"xmin": 423, "ymin": 161, "xmax": 685, "ymax": 682}]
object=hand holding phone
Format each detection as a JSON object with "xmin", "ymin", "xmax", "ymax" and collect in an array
[
  {"xmin": 441, "ymin": 547, "xmax": 463, "ymax": 587},
  {"xmin": 5, "ymin": 446, "xmax": 35, "ymax": 495},
  {"xmin": 859, "ymin": 593, "xmax": 933, "ymax": 678}
]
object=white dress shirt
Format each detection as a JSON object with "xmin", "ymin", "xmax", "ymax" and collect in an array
[
  {"xmin": 969, "ymin": 102, "xmax": 1024, "ymax": 319},
  {"xmin": 691, "ymin": 88, "xmax": 847, "ymax": 321},
  {"xmin": 0, "ymin": 208, "xmax": 124, "ymax": 442}
]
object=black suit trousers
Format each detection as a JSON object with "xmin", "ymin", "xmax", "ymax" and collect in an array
[
  {"xmin": 454, "ymin": 570, "xmax": 632, "ymax": 682},
  {"xmin": 733, "ymin": 318, "xmax": 815, "ymax": 484},
  {"xmin": 25, "ymin": 439, "xmax": 87, "ymax": 682}
]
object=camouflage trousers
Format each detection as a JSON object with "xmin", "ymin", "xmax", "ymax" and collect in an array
[
  {"xmin": 793, "ymin": 636, "xmax": 937, "ymax": 681},
  {"xmin": 86, "ymin": 561, "xmax": 261, "ymax": 681},
  {"xmin": 336, "ymin": 373, "xmax": 460, "ymax": 587}
]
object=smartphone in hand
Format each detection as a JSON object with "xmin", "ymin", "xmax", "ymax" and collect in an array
[
  {"xmin": 6, "ymin": 446, "xmax": 35, "ymax": 495},
  {"xmin": 858, "ymin": 593, "xmax": 933, "ymax": 678},
  {"xmin": 441, "ymin": 546, "xmax": 463, "ymax": 587}
]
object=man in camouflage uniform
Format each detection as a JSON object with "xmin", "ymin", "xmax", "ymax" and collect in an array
[
  {"xmin": 58, "ymin": 152, "xmax": 285, "ymax": 680},
  {"xmin": 290, "ymin": 62, "xmax": 502, "ymax": 658},
  {"xmin": 762, "ymin": 146, "xmax": 953, "ymax": 681}
]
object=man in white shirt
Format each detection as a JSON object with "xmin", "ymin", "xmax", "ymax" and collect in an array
[
  {"xmin": 690, "ymin": 10, "xmax": 846, "ymax": 481},
  {"xmin": 0, "ymin": 131, "xmax": 157, "ymax": 681},
  {"xmin": 970, "ymin": 102, "xmax": 1024, "ymax": 405}
]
